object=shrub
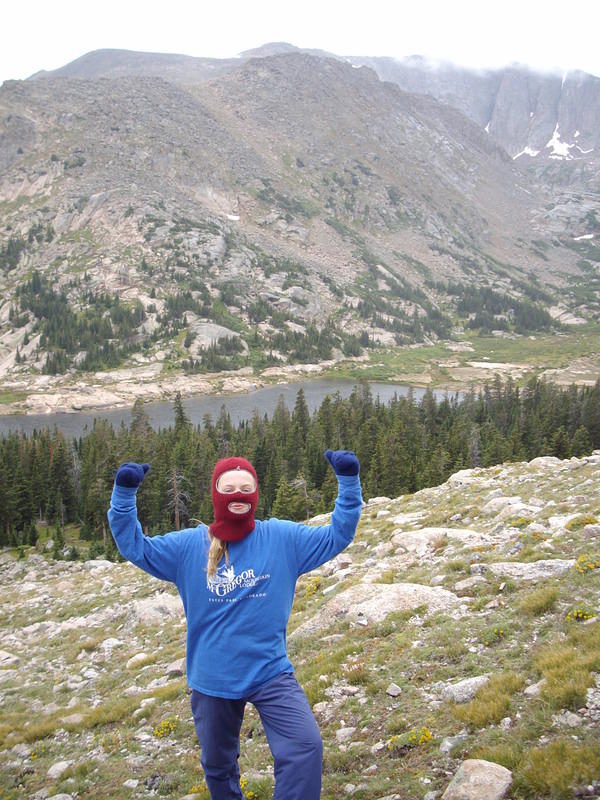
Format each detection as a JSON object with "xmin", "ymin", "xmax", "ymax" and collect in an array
[
  {"xmin": 519, "ymin": 585, "xmax": 560, "ymax": 616},
  {"xmin": 454, "ymin": 672, "xmax": 524, "ymax": 729},
  {"xmin": 515, "ymin": 739, "xmax": 600, "ymax": 799}
]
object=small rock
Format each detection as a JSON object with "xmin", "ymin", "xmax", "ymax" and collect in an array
[
  {"xmin": 552, "ymin": 710, "xmax": 583, "ymax": 727},
  {"xmin": 47, "ymin": 760, "xmax": 73, "ymax": 780},
  {"xmin": 442, "ymin": 759, "xmax": 512, "ymax": 800},
  {"xmin": 469, "ymin": 564, "xmax": 487, "ymax": 575},
  {"xmin": 500, "ymin": 717, "xmax": 512, "ymax": 729},
  {"xmin": 424, "ymin": 793, "xmax": 441, "ymax": 800},
  {"xmin": 59, "ymin": 713, "xmax": 84, "ymax": 726},
  {"xmin": 583, "ymin": 524, "xmax": 600, "ymax": 540},
  {"xmin": 386, "ymin": 682, "xmax": 402, "ymax": 697},
  {"xmin": 336, "ymin": 726, "xmax": 357, "ymax": 743},
  {"xmin": 524, "ymin": 679, "xmax": 546, "ymax": 697},
  {"xmin": 455, "ymin": 576, "xmax": 486, "ymax": 591},
  {"xmin": 440, "ymin": 733, "xmax": 468, "ymax": 753},
  {"xmin": 123, "ymin": 779, "xmax": 139, "ymax": 789},
  {"xmin": 0, "ymin": 650, "xmax": 20, "ymax": 667},
  {"xmin": 344, "ymin": 784, "xmax": 356, "ymax": 794},
  {"xmin": 441, "ymin": 675, "xmax": 490, "ymax": 703},
  {"xmin": 166, "ymin": 657, "xmax": 185, "ymax": 677},
  {"xmin": 126, "ymin": 652, "xmax": 149, "ymax": 669}
]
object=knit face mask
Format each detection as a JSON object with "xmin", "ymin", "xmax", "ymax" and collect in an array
[{"xmin": 210, "ymin": 456, "xmax": 259, "ymax": 542}]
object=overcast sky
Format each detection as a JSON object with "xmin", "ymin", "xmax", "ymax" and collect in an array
[{"xmin": 2, "ymin": 0, "xmax": 599, "ymax": 86}]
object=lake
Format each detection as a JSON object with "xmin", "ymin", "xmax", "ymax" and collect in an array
[{"xmin": 0, "ymin": 378, "xmax": 456, "ymax": 438}]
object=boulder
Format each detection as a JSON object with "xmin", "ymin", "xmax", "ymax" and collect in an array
[
  {"xmin": 47, "ymin": 760, "xmax": 73, "ymax": 780},
  {"xmin": 125, "ymin": 591, "xmax": 184, "ymax": 627},
  {"xmin": 290, "ymin": 582, "xmax": 460, "ymax": 638},
  {"xmin": 487, "ymin": 559, "xmax": 575, "ymax": 580},
  {"xmin": 442, "ymin": 759, "xmax": 512, "ymax": 800},
  {"xmin": 441, "ymin": 675, "xmax": 490, "ymax": 703},
  {"xmin": 392, "ymin": 527, "xmax": 488, "ymax": 555},
  {"xmin": 126, "ymin": 652, "xmax": 149, "ymax": 669}
]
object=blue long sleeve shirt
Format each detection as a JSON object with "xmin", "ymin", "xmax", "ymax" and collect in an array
[{"xmin": 107, "ymin": 474, "xmax": 362, "ymax": 699}]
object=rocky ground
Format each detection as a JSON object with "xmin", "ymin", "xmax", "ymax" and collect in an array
[{"xmin": 1, "ymin": 454, "xmax": 599, "ymax": 799}]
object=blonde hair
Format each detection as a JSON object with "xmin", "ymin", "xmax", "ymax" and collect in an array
[{"xmin": 207, "ymin": 533, "xmax": 229, "ymax": 579}]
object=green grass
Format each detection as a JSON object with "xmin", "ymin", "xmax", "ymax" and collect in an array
[
  {"xmin": 519, "ymin": 585, "xmax": 560, "ymax": 616},
  {"xmin": 324, "ymin": 324, "xmax": 600, "ymax": 388},
  {"xmin": 453, "ymin": 672, "xmax": 525, "ymax": 729},
  {"xmin": 0, "ymin": 390, "xmax": 28, "ymax": 405}
]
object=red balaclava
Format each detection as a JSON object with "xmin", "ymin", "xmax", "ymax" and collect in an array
[{"xmin": 209, "ymin": 456, "xmax": 259, "ymax": 542}]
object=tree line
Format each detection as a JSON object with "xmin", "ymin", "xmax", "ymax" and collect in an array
[{"xmin": 1, "ymin": 375, "xmax": 599, "ymax": 556}]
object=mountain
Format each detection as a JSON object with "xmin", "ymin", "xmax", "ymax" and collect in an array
[
  {"xmin": 29, "ymin": 44, "xmax": 600, "ymax": 165},
  {"xmin": 0, "ymin": 48, "xmax": 598, "ymax": 391},
  {"xmin": 27, "ymin": 48, "xmax": 241, "ymax": 83},
  {"xmin": 346, "ymin": 56, "xmax": 600, "ymax": 163},
  {"xmin": 1, "ymin": 451, "xmax": 599, "ymax": 797}
]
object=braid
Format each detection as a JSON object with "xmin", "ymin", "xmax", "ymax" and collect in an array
[{"xmin": 207, "ymin": 533, "xmax": 228, "ymax": 579}]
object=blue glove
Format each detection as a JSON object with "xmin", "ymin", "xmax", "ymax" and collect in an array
[
  {"xmin": 324, "ymin": 449, "xmax": 360, "ymax": 476},
  {"xmin": 115, "ymin": 462, "xmax": 151, "ymax": 488}
]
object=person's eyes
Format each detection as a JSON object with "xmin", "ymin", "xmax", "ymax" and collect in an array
[
  {"xmin": 240, "ymin": 485, "xmax": 254, "ymax": 493},
  {"xmin": 220, "ymin": 486, "xmax": 235, "ymax": 493}
]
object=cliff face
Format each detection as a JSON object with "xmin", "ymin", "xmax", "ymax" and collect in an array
[{"xmin": 350, "ymin": 55, "xmax": 600, "ymax": 164}]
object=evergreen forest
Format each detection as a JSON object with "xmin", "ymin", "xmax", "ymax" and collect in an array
[{"xmin": 1, "ymin": 376, "xmax": 599, "ymax": 559}]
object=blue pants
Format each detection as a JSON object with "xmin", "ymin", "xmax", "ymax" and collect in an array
[{"xmin": 190, "ymin": 671, "xmax": 323, "ymax": 800}]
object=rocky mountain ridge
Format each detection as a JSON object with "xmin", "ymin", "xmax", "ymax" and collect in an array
[
  {"xmin": 29, "ymin": 43, "xmax": 600, "ymax": 166},
  {"xmin": 0, "ymin": 49, "xmax": 599, "ymax": 390},
  {"xmin": 1, "ymin": 451, "xmax": 599, "ymax": 798}
]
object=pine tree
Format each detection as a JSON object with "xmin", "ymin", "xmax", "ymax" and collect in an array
[
  {"xmin": 571, "ymin": 425, "xmax": 592, "ymax": 457},
  {"xmin": 271, "ymin": 475, "xmax": 305, "ymax": 521}
]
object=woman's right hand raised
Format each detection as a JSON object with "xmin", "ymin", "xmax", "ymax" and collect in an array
[{"xmin": 115, "ymin": 462, "xmax": 151, "ymax": 488}]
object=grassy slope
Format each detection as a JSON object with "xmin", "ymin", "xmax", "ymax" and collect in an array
[{"xmin": 0, "ymin": 454, "xmax": 599, "ymax": 798}]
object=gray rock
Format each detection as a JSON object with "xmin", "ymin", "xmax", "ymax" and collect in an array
[
  {"xmin": 336, "ymin": 726, "xmax": 356, "ymax": 743},
  {"xmin": 481, "ymin": 496, "xmax": 521, "ymax": 514},
  {"xmin": 126, "ymin": 592, "xmax": 183, "ymax": 627},
  {"xmin": 552, "ymin": 710, "xmax": 583, "ymax": 727},
  {"xmin": 487, "ymin": 559, "xmax": 575, "ymax": 580},
  {"xmin": 0, "ymin": 650, "xmax": 20, "ymax": 667},
  {"xmin": 442, "ymin": 759, "xmax": 512, "ymax": 800},
  {"xmin": 524, "ymin": 679, "xmax": 546, "ymax": 697},
  {"xmin": 47, "ymin": 760, "xmax": 73, "ymax": 780},
  {"xmin": 454, "ymin": 576, "xmax": 486, "ymax": 591},
  {"xmin": 386, "ymin": 682, "xmax": 402, "ymax": 697},
  {"xmin": 440, "ymin": 732, "xmax": 468, "ymax": 753},
  {"xmin": 441, "ymin": 675, "xmax": 490, "ymax": 703},
  {"xmin": 583, "ymin": 524, "xmax": 600, "ymax": 540},
  {"xmin": 290, "ymin": 582, "xmax": 460, "ymax": 638},
  {"xmin": 59, "ymin": 713, "xmax": 84, "ymax": 725},
  {"xmin": 126, "ymin": 652, "xmax": 149, "ymax": 669},
  {"xmin": 166, "ymin": 657, "xmax": 185, "ymax": 677},
  {"xmin": 393, "ymin": 527, "xmax": 488, "ymax": 556}
]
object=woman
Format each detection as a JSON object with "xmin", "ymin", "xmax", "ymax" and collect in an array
[{"xmin": 107, "ymin": 449, "xmax": 362, "ymax": 800}]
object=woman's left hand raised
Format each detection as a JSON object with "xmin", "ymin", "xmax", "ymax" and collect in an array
[{"xmin": 324, "ymin": 450, "xmax": 360, "ymax": 476}]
